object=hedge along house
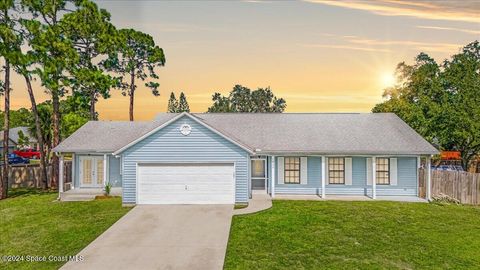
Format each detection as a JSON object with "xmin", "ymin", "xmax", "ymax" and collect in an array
[{"xmin": 53, "ymin": 112, "xmax": 438, "ymax": 204}]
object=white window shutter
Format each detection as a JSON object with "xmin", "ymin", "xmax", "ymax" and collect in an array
[
  {"xmin": 366, "ymin": 158, "xmax": 372, "ymax": 185},
  {"xmin": 390, "ymin": 158, "xmax": 398, "ymax": 186},
  {"xmin": 345, "ymin": 158, "xmax": 353, "ymax": 185},
  {"xmin": 277, "ymin": 157, "xmax": 284, "ymax": 184},
  {"xmin": 300, "ymin": 157, "xmax": 308, "ymax": 185},
  {"xmin": 325, "ymin": 157, "xmax": 329, "ymax": 185}
]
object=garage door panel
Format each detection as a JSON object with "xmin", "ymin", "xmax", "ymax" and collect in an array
[{"xmin": 137, "ymin": 164, "xmax": 235, "ymax": 204}]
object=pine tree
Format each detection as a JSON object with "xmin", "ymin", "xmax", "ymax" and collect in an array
[
  {"xmin": 167, "ymin": 92, "xmax": 178, "ymax": 113},
  {"xmin": 178, "ymin": 92, "xmax": 190, "ymax": 113}
]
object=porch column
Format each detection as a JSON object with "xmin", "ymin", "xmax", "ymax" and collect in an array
[
  {"xmin": 271, "ymin": 155, "xmax": 276, "ymax": 198},
  {"xmin": 426, "ymin": 155, "xmax": 432, "ymax": 201},
  {"xmin": 71, "ymin": 154, "xmax": 75, "ymax": 189},
  {"xmin": 321, "ymin": 156, "xmax": 326, "ymax": 198},
  {"xmin": 103, "ymin": 154, "xmax": 108, "ymax": 186},
  {"xmin": 58, "ymin": 154, "xmax": 64, "ymax": 194},
  {"xmin": 372, "ymin": 156, "xmax": 376, "ymax": 199}
]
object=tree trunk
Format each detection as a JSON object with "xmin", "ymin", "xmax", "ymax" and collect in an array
[
  {"xmin": 90, "ymin": 90, "xmax": 97, "ymax": 121},
  {"xmin": 51, "ymin": 90, "xmax": 60, "ymax": 189},
  {"xmin": 129, "ymin": 70, "xmax": 135, "ymax": 121},
  {"xmin": 1, "ymin": 59, "xmax": 10, "ymax": 199},
  {"xmin": 24, "ymin": 75, "xmax": 49, "ymax": 189}
]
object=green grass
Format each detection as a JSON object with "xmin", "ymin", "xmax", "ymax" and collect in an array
[
  {"xmin": 225, "ymin": 200, "xmax": 480, "ymax": 269},
  {"xmin": 0, "ymin": 189, "xmax": 131, "ymax": 270}
]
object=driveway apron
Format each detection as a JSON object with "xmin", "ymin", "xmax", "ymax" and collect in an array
[{"xmin": 61, "ymin": 205, "xmax": 233, "ymax": 270}]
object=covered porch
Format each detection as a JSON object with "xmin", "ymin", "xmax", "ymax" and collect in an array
[
  {"xmin": 250, "ymin": 154, "xmax": 434, "ymax": 201},
  {"xmin": 58, "ymin": 153, "xmax": 122, "ymax": 201}
]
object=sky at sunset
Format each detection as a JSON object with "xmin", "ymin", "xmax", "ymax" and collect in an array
[{"xmin": 4, "ymin": 0, "xmax": 480, "ymax": 120}]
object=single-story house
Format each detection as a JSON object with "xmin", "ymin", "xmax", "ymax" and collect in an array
[
  {"xmin": 0, "ymin": 126, "xmax": 38, "ymax": 153},
  {"xmin": 53, "ymin": 112, "xmax": 438, "ymax": 205}
]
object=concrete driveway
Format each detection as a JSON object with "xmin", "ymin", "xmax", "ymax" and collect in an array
[{"xmin": 61, "ymin": 205, "xmax": 233, "ymax": 270}]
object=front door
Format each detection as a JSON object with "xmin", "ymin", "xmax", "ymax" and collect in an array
[
  {"xmin": 251, "ymin": 159, "xmax": 267, "ymax": 192},
  {"xmin": 79, "ymin": 156, "xmax": 104, "ymax": 187}
]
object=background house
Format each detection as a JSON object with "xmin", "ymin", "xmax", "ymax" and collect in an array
[{"xmin": 0, "ymin": 127, "xmax": 38, "ymax": 153}]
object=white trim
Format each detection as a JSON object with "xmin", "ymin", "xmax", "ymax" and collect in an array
[
  {"xmin": 366, "ymin": 158, "xmax": 372, "ymax": 185},
  {"xmin": 390, "ymin": 158, "xmax": 398, "ymax": 186},
  {"xmin": 372, "ymin": 156, "xmax": 377, "ymax": 199},
  {"xmin": 250, "ymin": 157, "xmax": 267, "ymax": 193},
  {"xmin": 113, "ymin": 112, "xmax": 254, "ymax": 155},
  {"xmin": 417, "ymin": 156, "xmax": 421, "ymax": 196},
  {"xmin": 59, "ymin": 155, "xmax": 64, "ymax": 194},
  {"xmin": 271, "ymin": 155, "xmax": 276, "ymax": 198},
  {"xmin": 300, "ymin": 157, "xmax": 308, "ymax": 185},
  {"xmin": 120, "ymin": 155, "xmax": 123, "ymax": 175},
  {"xmin": 426, "ymin": 155, "xmax": 432, "ymax": 201},
  {"xmin": 321, "ymin": 156, "xmax": 326, "ymax": 198},
  {"xmin": 103, "ymin": 154, "xmax": 108, "ymax": 186},
  {"xmin": 344, "ymin": 157, "xmax": 353, "ymax": 185},
  {"xmin": 325, "ymin": 157, "xmax": 329, "ymax": 185},
  {"xmin": 71, "ymin": 153, "xmax": 75, "ymax": 190},
  {"xmin": 277, "ymin": 157, "xmax": 284, "ymax": 184}
]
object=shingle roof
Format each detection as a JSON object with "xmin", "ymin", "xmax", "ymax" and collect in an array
[
  {"xmin": 53, "ymin": 113, "xmax": 438, "ymax": 155},
  {"xmin": 52, "ymin": 114, "xmax": 178, "ymax": 153},
  {"xmin": 192, "ymin": 113, "xmax": 438, "ymax": 155}
]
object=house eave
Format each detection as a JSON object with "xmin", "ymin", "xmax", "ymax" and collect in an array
[{"xmin": 256, "ymin": 150, "xmax": 439, "ymax": 156}]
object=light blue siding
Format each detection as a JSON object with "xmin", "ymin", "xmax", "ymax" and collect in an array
[
  {"xmin": 352, "ymin": 157, "xmax": 367, "ymax": 186},
  {"xmin": 375, "ymin": 157, "xmax": 418, "ymax": 196},
  {"xmin": 109, "ymin": 156, "xmax": 122, "ymax": 187},
  {"xmin": 121, "ymin": 116, "xmax": 249, "ymax": 204},
  {"xmin": 274, "ymin": 156, "xmax": 418, "ymax": 196}
]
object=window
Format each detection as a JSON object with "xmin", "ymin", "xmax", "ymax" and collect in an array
[
  {"xmin": 376, "ymin": 158, "xmax": 390, "ymax": 185},
  {"xmin": 284, "ymin": 157, "xmax": 300, "ymax": 184},
  {"xmin": 328, "ymin": 157, "xmax": 345, "ymax": 184}
]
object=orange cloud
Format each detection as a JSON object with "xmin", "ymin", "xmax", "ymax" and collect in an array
[
  {"xmin": 305, "ymin": 0, "xmax": 480, "ymax": 23},
  {"xmin": 309, "ymin": 33, "xmax": 464, "ymax": 54},
  {"xmin": 416, "ymin": 25, "xmax": 480, "ymax": 35}
]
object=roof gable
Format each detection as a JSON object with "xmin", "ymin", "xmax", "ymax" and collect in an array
[{"xmin": 113, "ymin": 113, "xmax": 254, "ymax": 155}]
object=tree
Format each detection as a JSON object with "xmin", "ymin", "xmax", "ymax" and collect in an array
[
  {"xmin": 0, "ymin": 108, "xmax": 32, "ymax": 129},
  {"xmin": 10, "ymin": 18, "xmax": 51, "ymax": 189},
  {"xmin": 61, "ymin": 0, "xmax": 118, "ymax": 120},
  {"xmin": 372, "ymin": 41, "xmax": 480, "ymax": 170},
  {"xmin": 61, "ymin": 93, "xmax": 91, "ymax": 119},
  {"xmin": 60, "ymin": 95, "xmax": 89, "ymax": 139},
  {"xmin": 0, "ymin": 0, "xmax": 20, "ymax": 199},
  {"xmin": 438, "ymin": 41, "xmax": 480, "ymax": 169},
  {"xmin": 16, "ymin": 130, "xmax": 30, "ymax": 149},
  {"xmin": 61, "ymin": 112, "xmax": 88, "ymax": 139},
  {"xmin": 22, "ymin": 0, "xmax": 79, "ymax": 188},
  {"xmin": 167, "ymin": 92, "xmax": 178, "ymax": 113},
  {"xmin": 104, "ymin": 28, "xmax": 165, "ymax": 121},
  {"xmin": 177, "ymin": 92, "xmax": 190, "ymax": 112},
  {"xmin": 207, "ymin": 84, "xmax": 287, "ymax": 113},
  {"xmin": 29, "ymin": 101, "xmax": 53, "ymax": 162}
]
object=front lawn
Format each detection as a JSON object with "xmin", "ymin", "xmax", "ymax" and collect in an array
[
  {"xmin": 0, "ymin": 189, "xmax": 130, "ymax": 270},
  {"xmin": 225, "ymin": 200, "xmax": 480, "ymax": 269}
]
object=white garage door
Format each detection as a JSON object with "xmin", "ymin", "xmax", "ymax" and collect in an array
[{"xmin": 137, "ymin": 163, "xmax": 235, "ymax": 204}]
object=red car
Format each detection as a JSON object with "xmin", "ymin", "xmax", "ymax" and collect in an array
[{"xmin": 13, "ymin": 149, "xmax": 41, "ymax": 159}]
